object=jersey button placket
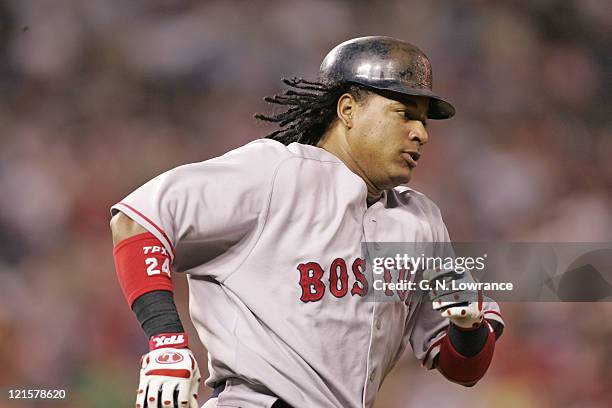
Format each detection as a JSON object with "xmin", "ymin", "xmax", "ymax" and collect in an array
[
  {"xmin": 362, "ymin": 207, "xmax": 381, "ymax": 404},
  {"xmin": 371, "ymin": 219, "xmax": 381, "ymax": 250}
]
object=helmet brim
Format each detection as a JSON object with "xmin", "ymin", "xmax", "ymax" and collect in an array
[{"xmin": 356, "ymin": 83, "xmax": 456, "ymax": 120}]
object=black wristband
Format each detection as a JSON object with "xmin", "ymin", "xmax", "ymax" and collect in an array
[
  {"xmin": 131, "ymin": 290, "xmax": 184, "ymax": 339},
  {"xmin": 447, "ymin": 323, "xmax": 489, "ymax": 358}
]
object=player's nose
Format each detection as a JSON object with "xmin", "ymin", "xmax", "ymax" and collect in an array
[{"xmin": 409, "ymin": 124, "xmax": 428, "ymax": 146}]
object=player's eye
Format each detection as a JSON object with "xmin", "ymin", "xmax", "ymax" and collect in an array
[
  {"xmin": 402, "ymin": 111, "xmax": 418, "ymax": 120},
  {"xmin": 402, "ymin": 111, "xmax": 427, "ymax": 128}
]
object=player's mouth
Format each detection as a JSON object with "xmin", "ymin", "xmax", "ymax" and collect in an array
[{"xmin": 402, "ymin": 151, "xmax": 421, "ymax": 169}]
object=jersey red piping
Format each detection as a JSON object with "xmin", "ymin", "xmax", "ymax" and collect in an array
[
  {"xmin": 115, "ymin": 202, "xmax": 176, "ymax": 257},
  {"xmin": 422, "ymin": 333, "xmax": 446, "ymax": 367},
  {"xmin": 484, "ymin": 310, "xmax": 503, "ymax": 319}
]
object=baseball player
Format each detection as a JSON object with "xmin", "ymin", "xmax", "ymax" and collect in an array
[{"xmin": 111, "ymin": 36, "xmax": 504, "ymax": 408}]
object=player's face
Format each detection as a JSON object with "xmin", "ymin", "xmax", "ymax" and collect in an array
[{"xmin": 349, "ymin": 92, "xmax": 429, "ymax": 189}]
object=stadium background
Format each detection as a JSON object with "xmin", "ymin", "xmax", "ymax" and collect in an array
[{"xmin": 0, "ymin": 0, "xmax": 610, "ymax": 406}]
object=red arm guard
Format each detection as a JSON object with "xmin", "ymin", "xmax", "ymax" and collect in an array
[{"xmin": 113, "ymin": 232, "xmax": 174, "ymax": 307}]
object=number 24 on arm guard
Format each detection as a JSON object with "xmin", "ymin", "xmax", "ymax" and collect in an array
[{"xmin": 113, "ymin": 231, "xmax": 174, "ymax": 307}]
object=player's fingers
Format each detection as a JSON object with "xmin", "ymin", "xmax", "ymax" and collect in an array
[
  {"xmin": 449, "ymin": 305, "xmax": 482, "ymax": 319},
  {"xmin": 441, "ymin": 306, "xmax": 469, "ymax": 318},
  {"xmin": 160, "ymin": 380, "xmax": 178, "ymax": 407},
  {"xmin": 189, "ymin": 370, "xmax": 200, "ymax": 407},
  {"xmin": 191, "ymin": 362, "xmax": 201, "ymax": 389},
  {"xmin": 135, "ymin": 377, "xmax": 149, "ymax": 408},
  {"xmin": 135, "ymin": 389, "xmax": 146, "ymax": 408},
  {"xmin": 176, "ymin": 379, "xmax": 191, "ymax": 407},
  {"xmin": 440, "ymin": 306, "xmax": 483, "ymax": 328},
  {"xmin": 146, "ymin": 379, "xmax": 163, "ymax": 408},
  {"xmin": 432, "ymin": 300, "xmax": 459, "ymax": 311}
]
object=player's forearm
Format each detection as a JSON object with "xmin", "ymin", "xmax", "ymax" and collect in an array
[
  {"xmin": 111, "ymin": 212, "xmax": 184, "ymax": 338},
  {"xmin": 132, "ymin": 290, "xmax": 185, "ymax": 338},
  {"xmin": 447, "ymin": 322, "xmax": 489, "ymax": 357}
]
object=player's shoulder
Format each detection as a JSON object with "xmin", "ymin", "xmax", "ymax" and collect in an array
[
  {"xmin": 147, "ymin": 139, "xmax": 294, "ymax": 187},
  {"xmin": 175, "ymin": 140, "xmax": 339, "ymax": 175},
  {"xmin": 390, "ymin": 185, "xmax": 443, "ymax": 217},
  {"xmin": 218, "ymin": 138, "xmax": 296, "ymax": 162},
  {"xmin": 284, "ymin": 142, "xmax": 343, "ymax": 163},
  {"xmin": 175, "ymin": 139, "xmax": 294, "ymax": 173},
  {"xmin": 224, "ymin": 140, "xmax": 343, "ymax": 169},
  {"xmin": 220, "ymin": 138, "xmax": 343, "ymax": 169}
]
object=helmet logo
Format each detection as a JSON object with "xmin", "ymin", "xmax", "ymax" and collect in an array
[{"xmin": 398, "ymin": 69, "xmax": 413, "ymax": 80}]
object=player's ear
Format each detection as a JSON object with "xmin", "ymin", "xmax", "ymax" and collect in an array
[{"xmin": 336, "ymin": 93, "xmax": 356, "ymax": 129}]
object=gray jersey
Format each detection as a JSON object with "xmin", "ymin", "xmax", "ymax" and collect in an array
[{"xmin": 112, "ymin": 140, "xmax": 504, "ymax": 408}]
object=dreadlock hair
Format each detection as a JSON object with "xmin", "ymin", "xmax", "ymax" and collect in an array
[{"xmin": 255, "ymin": 77, "xmax": 369, "ymax": 146}]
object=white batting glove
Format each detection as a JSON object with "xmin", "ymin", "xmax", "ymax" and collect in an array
[
  {"xmin": 136, "ymin": 333, "xmax": 201, "ymax": 408},
  {"xmin": 423, "ymin": 268, "xmax": 485, "ymax": 329},
  {"xmin": 433, "ymin": 291, "xmax": 484, "ymax": 329}
]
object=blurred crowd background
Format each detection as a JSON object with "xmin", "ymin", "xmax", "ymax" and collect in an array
[{"xmin": 0, "ymin": 0, "xmax": 610, "ymax": 407}]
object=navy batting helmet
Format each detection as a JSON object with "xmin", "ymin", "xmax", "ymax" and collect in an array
[{"xmin": 319, "ymin": 36, "xmax": 455, "ymax": 119}]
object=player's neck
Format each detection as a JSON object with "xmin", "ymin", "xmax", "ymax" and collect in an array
[
  {"xmin": 317, "ymin": 131, "xmax": 383, "ymax": 205},
  {"xmin": 366, "ymin": 191, "xmax": 383, "ymax": 207}
]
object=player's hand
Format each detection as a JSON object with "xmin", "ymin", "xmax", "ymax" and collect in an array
[
  {"xmin": 423, "ymin": 268, "xmax": 485, "ymax": 329},
  {"xmin": 136, "ymin": 333, "xmax": 201, "ymax": 408}
]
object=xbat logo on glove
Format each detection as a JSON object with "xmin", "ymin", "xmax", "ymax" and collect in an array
[
  {"xmin": 151, "ymin": 334, "xmax": 185, "ymax": 348},
  {"xmin": 155, "ymin": 351, "xmax": 184, "ymax": 364}
]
